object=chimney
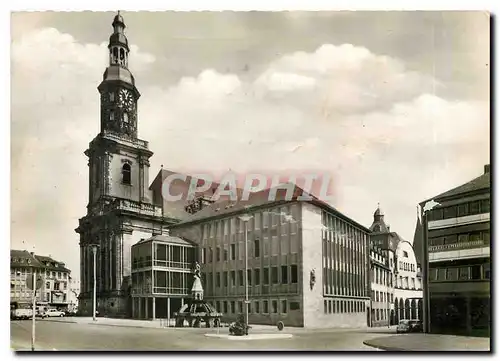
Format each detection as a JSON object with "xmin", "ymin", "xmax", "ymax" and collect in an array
[{"xmin": 484, "ymin": 164, "xmax": 490, "ymax": 174}]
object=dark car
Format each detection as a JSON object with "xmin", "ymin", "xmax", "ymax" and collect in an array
[
  {"xmin": 397, "ymin": 319, "xmax": 423, "ymax": 333},
  {"xmin": 409, "ymin": 319, "xmax": 423, "ymax": 332}
]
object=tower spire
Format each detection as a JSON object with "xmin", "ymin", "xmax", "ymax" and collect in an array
[{"xmin": 109, "ymin": 11, "xmax": 129, "ymax": 67}]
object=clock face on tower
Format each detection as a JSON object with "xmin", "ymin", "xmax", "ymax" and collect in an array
[{"xmin": 118, "ymin": 89, "xmax": 134, "ymax": 111}]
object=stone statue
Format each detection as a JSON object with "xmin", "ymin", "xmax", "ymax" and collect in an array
[{"xmin": 194, "ymin": 261, "xmax": 201, "ymax": 278}]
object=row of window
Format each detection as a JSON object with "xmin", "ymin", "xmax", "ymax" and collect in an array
[
  {"xmin": 373, "ymin": 267, "xmax": 391, "ymax": 286},
  {"xmin": 207, "ymin": 265, "xmax": 299, "ymax": 289},
  {"xmin": 11, "ymin": 269, "xmax": 68, "ymax": 279},
  {"xmin": 429, "ymin": 231, "xmax": 490, "ymax": 247},
  {"xmin": 428, "ymin": 199, "xmax": 490, "ymax": 221},
  {"xmin": 323, "ymin": 299, "xmax": 365, "ymax": 314},
  {"xmin": 371, "ymin": 290, "xmax": 394, "ymax": 303},
  {"xmin": 399, "ymin": 261, "xmax": 416, "ymax": 272},
  {"xmin": 201, "ymin": 234, "xmax": 299, "ymax": 262},
  {"xmin": 322, "ymin": 268, "xmax": 365, "ymax": 297},
  {"xmin": 214, "ymin": 299, "xmax": 300, "ymax": 315},
  {"xmin": 11, "ymin": 281, "xmax": 66, "ymax": 291},
  {"xmin": 397, "ymin": 276, "xmax": 418, "ymax": 290},
  {"xmin": 373, "ymin": 308, "xmax": 389, "ymax": 321},
  {"xmin": 429, "ymin": 264, "xmax": 490, "ymax": 282},
  {"xmin": 202, "ymin": 206, "xmax": 299, "ymax": 238}
]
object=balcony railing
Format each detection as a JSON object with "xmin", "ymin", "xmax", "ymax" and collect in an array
[
  {"xmin": 88, "ymin": 198, "xmax": 162, "ymax": 217},
  {"xmin": 102, "ymin": 130, "xmax": 149, "ymax": 149},
  {"xmin": 132, "ymin": 260, "xmax": 192, "ymax": 270},
  {"xmin": 153, "ymin": 260, "xmax": 191, "ymax": 269},
  {"xmin": 429, "ymin": 239, "xmax": 486, "ymax": 252},
  {"xmin": 114, "ymin": 199, "xmax": 162, "ymax": 217}
]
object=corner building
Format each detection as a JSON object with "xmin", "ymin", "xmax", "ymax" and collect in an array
[
  {"xmin": 171, "ymin": 194, "xmax": 371, "ymax": 328},
  {"xmin": 421, "ymin": 164, "xmax": 490, "ymax": 336}
]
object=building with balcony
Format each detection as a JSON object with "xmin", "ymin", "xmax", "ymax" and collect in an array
[
  {"xmin": 420, "ymin": 164, "xmax": 490, "ymax": 336},
  {"xmin": 130, "ymin": 235, "xmax": 196, "ymax": 319},
  {"xmin": 368, "ymin": 206, "xmax": 423, "ymax": 326},
  {"xmin": 10, "ymin": 250, "xmax": 71, "ymax": 310},
  {"xmin": 169, "ymin": 187, "xmax": 372, "ymax": 328}
]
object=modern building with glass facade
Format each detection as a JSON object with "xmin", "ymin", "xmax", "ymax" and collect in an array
[
  {"xmin": 420, "ymin": 164, "xmax": 490, "ymax": 336},
  {"xmin": 170, "ymin": 192, "xmax": 371, "ymax": 328},
  {"xmin": 130, "ymin": 235, "xmax": 196, "ymax": 320}
]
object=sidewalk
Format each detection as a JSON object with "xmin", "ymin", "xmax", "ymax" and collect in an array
[
  {"xmin": 363, "ymin": 334, "xmax": 491, "ymax": 351},
  {"xmin": 41, "ymin": 317, "xmax": 397, "ymax": 334}
]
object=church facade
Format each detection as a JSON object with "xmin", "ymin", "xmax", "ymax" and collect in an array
[{"xmin": 75, "ymin": 14, "xmax": 178, "ymax": 317}]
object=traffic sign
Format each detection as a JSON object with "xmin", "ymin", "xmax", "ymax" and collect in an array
[{"xmin": 26, "ymin": 273, "xmax": 44, "ymax": 290}]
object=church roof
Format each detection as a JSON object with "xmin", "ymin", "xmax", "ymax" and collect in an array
[{"xmin": 412, "ymin": 215, "xmax": 424, "ymax": 266}]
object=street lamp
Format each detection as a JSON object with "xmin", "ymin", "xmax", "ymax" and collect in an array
[
  {"xmin": 89, "ymin": 243, "xmax": 99, "ymax": 321},
  {"xmin": 421, "ymin": 200, "xmax": 441, "ymax": 334},
  {"xmin": 25, "ymin": 259, "xmax": 43, "ymax": 351},
  {"xmin": 238, "ymin": 214, "xmax": 252, "ymax": 335},
  {"xmin": 238, "ymin": 210, "xmax": 294, "ymax": 334}
]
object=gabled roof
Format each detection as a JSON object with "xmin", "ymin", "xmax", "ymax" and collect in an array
[
  {"xmin": 173, "ymin": 183, "xmax": 316, "ymax": 225},
  {"xmin": 412, "ymin": 214, "xmax": 423, "ymax": 265},
  {"xmin": 148, "ymin": 168, "xmax": 242, "ymax": 221},
  {"xmin": 421, "ymin": 170, "xmax": 490, "ymax": 205},
  {"xmin": 10, "ymin": 250, "xmax": 43, "ymax": 268},
  {"xmin": 172, "ymin": 183, "xmax": 371, "ymax": 233},
  {"xmin": 10, "ymin": 250, "xmax": 71, "ymax": 272}
]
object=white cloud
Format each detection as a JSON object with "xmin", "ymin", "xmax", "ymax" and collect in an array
[{"xmin": 11, "ymin": 28, "xmax": 489, "ymax": 279}]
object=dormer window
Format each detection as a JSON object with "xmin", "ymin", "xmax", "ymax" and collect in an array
[
  {"xmin": 27, "ymin": 259, "xmax": 31, "ymax": 264},
  {"xmin": 122, "ymin": 163, "xmax": 131, "ymax": 185}
]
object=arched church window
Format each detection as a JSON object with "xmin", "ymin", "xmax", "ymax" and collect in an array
[
  {"xmin": 112, "ymin": 47, "xmax": 118, "ymax": 64},
  {"xmin": 110, "ymin": 112, "xmax": 114, "ymax": 121},
  {"xmin": 122, "ymin": 163, "xmax": 131, "ymax": 185},
  {"xmin": 123, "ymin": 112, "xmax": 129, "ymax": 123},
  {"xmin": 374, "ymin": 225, "xmax": 381, "ymax": 232}
]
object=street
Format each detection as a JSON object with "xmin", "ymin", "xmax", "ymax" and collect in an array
[{"xmin": 10, "ymin": 320, "xmax": 391, "ymax": 351}]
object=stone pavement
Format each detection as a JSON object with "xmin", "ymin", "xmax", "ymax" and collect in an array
[
  {"xmin": 205, "ymin": 333, "xmax": 294, "ymax": 340},
  {"xmin": 363, "ymin": 333, "xmax": 491, "ymax": 351},
  {"xmin": 41, "ymin": 316, "xmax": 397, "ymax": 334}
]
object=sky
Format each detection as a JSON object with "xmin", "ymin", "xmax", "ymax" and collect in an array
[{"xmin": 10, "ymin": 11, "xmax": 490, "ymax": 281}]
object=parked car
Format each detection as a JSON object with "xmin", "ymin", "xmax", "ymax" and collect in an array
[
  {"xmin": 11, "ymin": 307, "xmax": 33, "ymax": 320},
  {"xmin": 409, "ymin": 319, "xmax": 423, "ymax": 332},
  {"xmin": 41, "ymin": 308, "xmax": 65, "ymax": 318},
  {"xmin": 396, "ymin": 319, "xmax": 423, "ymax": 333}
]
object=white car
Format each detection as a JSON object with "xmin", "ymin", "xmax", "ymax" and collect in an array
[{"xmin": 42, "ymin": 309, "xmax": 65, "ymax": 318}]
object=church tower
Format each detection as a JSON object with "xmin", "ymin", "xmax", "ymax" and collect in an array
[
  {"xmin": 76, "ymin": 12, "xmax": 170, "ymax": 318},
  {"xmin": 98, "ymin": 12, "xmax": 139, "ymax": 139}
]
